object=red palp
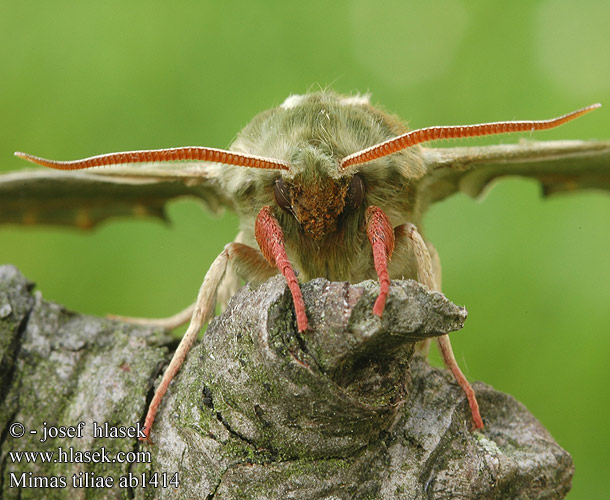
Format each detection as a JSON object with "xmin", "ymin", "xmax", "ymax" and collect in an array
[
  {"xmin": 255, "ymin": 206, "xmax": 308, "ymax": 332},
  {"xmin": 365, "ymin": 206, "xmax": 395, "ymax": 317}
]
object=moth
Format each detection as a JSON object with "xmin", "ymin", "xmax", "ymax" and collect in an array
[{"xmin": 2, "ymin": 91, "xmax": 607, "ymax": 442}]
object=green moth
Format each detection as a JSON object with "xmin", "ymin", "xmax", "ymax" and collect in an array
[{"xmin": 2, "ymin": 91, "xmax": 607, "ymax": 441}]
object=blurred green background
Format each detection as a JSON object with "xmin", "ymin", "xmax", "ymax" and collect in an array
[{"xmin": 1, "ymin": 1, "xmax": 608, "ymax": 497}]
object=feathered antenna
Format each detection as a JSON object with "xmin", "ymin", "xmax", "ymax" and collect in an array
[
  {"xmin": 15, "ymin": 146, "xmax": 290, "ymax": 171},
  {"xmin": 340, "ymin": 103, "xmax": 601, "ymax": 169}
]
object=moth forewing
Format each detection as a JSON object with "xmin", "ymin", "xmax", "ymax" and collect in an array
[
  {"xmin": 8, "ymin": 91, "xmax": 604, "ymax": 441},
  {"xmin": 418, "ymin": 140, "xmax": 610, "ymax": 205}
]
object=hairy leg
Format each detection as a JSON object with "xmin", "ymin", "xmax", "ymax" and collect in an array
[
  {"xmin": 140, "ymin": 240, "xmax": 278, "ymax": 441},
  {"xmin": 395, "ymin": 222, "xmax": 483, "ymax": 430},
  {"xmin": 108, "ymin": 232, "xmax": 268, "ymax": 329},
  {"xmin": 108, "ymin": 304, "xmax": 195, "ymax": 330}
]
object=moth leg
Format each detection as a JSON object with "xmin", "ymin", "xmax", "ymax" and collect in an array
[
  {"xmin": 228, "ymin": 242, "xmax": 280, "ymax": 285},
  {"xmin": 365, "ymin": 206, "xmax": 395, "ymax": 316},
  {"xmin": 255, "ymin": 206, "xmax": 308, "ymax": 332},
  {"xmin": 400, "ymin": 222, "xmax": 484, "ymax": 430},
  {"xmin": 110, "ymin": 231, "xmax": 274, "ymax": 328},
  {"xmin": 140, "ymin": 241, "xmax": 279, "ymax": 441},
  {"xmin": 416, "ymin": 241, "xmax": 442, "ymax": 355},
  {"xmin": 426, "ymin": 241, "xmax": 442, "ymax": 290},
  {"xmin": 436, "ymin": 333, "xmax": 483, "ymax": 429},
  {"xmin": 140, "ymin": 246, "xmax": 230, "ymax": 441},
  {"xmin": 217, "ymin": 267, "xmax": 240, "ymax": 313},
  {"xmin": 216, "ymin": 231, "xmax": 280, "ymax": 308},
  {"xmin": 217, "ymin": 232, "xmax": 247, "ymax": 312},
  {"xmin": 108, "ymin": 304, "xmax": 195, "ymax": 330},
  {"xmin": 391, "ymin": 228, "xmax": 442, "ymax": 356}
]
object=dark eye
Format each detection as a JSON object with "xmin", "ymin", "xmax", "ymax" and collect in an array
[
  {"xmin": 274, "ymin": 177, "xmax": 291, "ymax": 212},
  {"xmin": 346, "ymin": 174, "xmax": 365, "ymax": 210}
]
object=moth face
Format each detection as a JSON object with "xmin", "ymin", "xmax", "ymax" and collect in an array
[{"xmin": 274, "ymin": 174, "xmax": 365, "ymax": 240}]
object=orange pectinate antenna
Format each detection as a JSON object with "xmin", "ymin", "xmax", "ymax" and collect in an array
[
  {"xmin": 15, "ymin": 146, "xmax": 290, "ymax": 171},
  {"xmin": 340, "ymin": 103, "xmax": 601, "ymax": 169}
]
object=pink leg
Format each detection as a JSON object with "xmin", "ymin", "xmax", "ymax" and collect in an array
[
  {"xmin": 437, "ymin": 335, "xmax": 484, "ymax": 429},
  {"xmin": 365, "ymin": 206, "xmax": 396, "ymax": 317},
  {"xmin": 401, "ymin": 222, "xmax": 484, "ymax": 430},
  {"xmin": 140, "ymin": 247, "xmax": 230, "ymax": 441},
  {"xmin": 255, "ymin": 206, "xmax": 308, "ymax": 332},
  {"xmin": 140, "ymin": 242, "xmax": 278, "ymax": 442},
  {"xmin": 108, "ymin": 304, "xmax": 195, "ymax": 330}
]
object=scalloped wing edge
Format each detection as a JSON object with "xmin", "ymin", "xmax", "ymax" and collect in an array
[
  {"xmin": 419, "ymin": 140, "xmax": 610, "ymax": 209},
  {"xmin": 0, "ymin": 167, "xmax": 233, "ymax": 229}
]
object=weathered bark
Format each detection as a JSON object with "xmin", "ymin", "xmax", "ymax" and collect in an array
[{"xmin": 0, "ymin": 265, "xmax": 573, "ymax": 499}]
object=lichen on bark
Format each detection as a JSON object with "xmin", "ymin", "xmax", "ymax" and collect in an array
[{"xmin": 0, "ymin": 265, "xmax": 573, "ymax": 499}]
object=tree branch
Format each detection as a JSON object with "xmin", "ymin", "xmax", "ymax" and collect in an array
[{"xmin": 0, "ymin": 265, "xmax": 572, "ymax": 499}]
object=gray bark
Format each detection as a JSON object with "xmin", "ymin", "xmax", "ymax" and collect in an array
[{"xmin": 0, "ymin": 265, "xmax": 573, "ymax": 499}]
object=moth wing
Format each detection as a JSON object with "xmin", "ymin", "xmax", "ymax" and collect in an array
[
  {"xmin": 0, "ymin": 162, "xmax": 233, "ymax": 229},
  {"xmin": 419, "ymin": 140, "xmax": 610, "ymax": 208}
]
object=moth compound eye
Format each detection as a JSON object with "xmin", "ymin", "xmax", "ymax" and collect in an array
[
  {"xmin": 274, "ymin": 177, "xmax": 292, "ymax": 213},
  {"xmin": 346, "ymin": 174, "xmax": 365, "ymax": 210}
]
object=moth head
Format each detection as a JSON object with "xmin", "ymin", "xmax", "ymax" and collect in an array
[
  {"xmin": 273, "ymin": 173, "xmax": 365, "ymax": 240},
  {"xmin": 266, "ymin": 94, "xmax": 600, "ymax": 241},
  {"xmin": 268, "ymin": 143, "xmax": 366, "ymax": 240},
  {"xmin": 15, "ymin": 93, "xmax": 599, "ymax": 240}
]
